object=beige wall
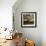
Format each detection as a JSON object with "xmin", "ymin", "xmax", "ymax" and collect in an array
[
  {"xmin": 13, "ymin": 0, "xmax": 46, "ymax": 46},
  {"xmin": 13, "ymin": 0, "xmax": 41, "ymax": 46},
  {"xmin": 0, "ymin": 0, "xmax": 46, "ymax": 46},
  {"xmin": 40, "ymin": 0, "xmax": 46, "ymax": 46}
]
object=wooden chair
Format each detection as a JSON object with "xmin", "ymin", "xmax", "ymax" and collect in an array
[{"xmin": 14, "ymin": 33, "xmax": 23, "ymax": 46}]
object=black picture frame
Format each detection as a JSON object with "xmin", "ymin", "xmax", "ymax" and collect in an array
[{"xmin": 21, "ymin": 12, "xmax": 37, "ymax": 28}]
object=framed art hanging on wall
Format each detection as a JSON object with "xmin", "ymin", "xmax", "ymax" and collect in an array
[{"xmin": 21, "ymin": 12, "xmax": 37, "ymax": 28}]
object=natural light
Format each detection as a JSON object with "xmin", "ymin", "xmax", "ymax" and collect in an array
[{"xmin": 0, "ymin": 0, "xmax": 17, "ymax": 30}]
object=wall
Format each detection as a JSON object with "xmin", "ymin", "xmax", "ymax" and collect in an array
[
  {"xmin": 0, "ymin": 0, "xmax": 16, "ymax": 30},
  {"xmin": 0, "ymin": 0, "xmax": 17, "ymax": 38},
  {"xmin": 40, "ymin": 0, "xmax": 46, "ymax": 46},
  {"xmin": 13, "ymin": 0, "xmax": 42, "ymax": 46},
  {"xmin": 0, "ymin": 0, "xmax": 46, "ymax": 46}
]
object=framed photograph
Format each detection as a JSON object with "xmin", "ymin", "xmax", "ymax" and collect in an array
[{"xmin": 21, "ymin": 12, "xmax": 37, "ymax": 28}]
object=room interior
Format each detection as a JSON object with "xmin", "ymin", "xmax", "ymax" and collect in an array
[{"xmin": 0, "ymin": 0, "xmax": 46, "ymax": 46}]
